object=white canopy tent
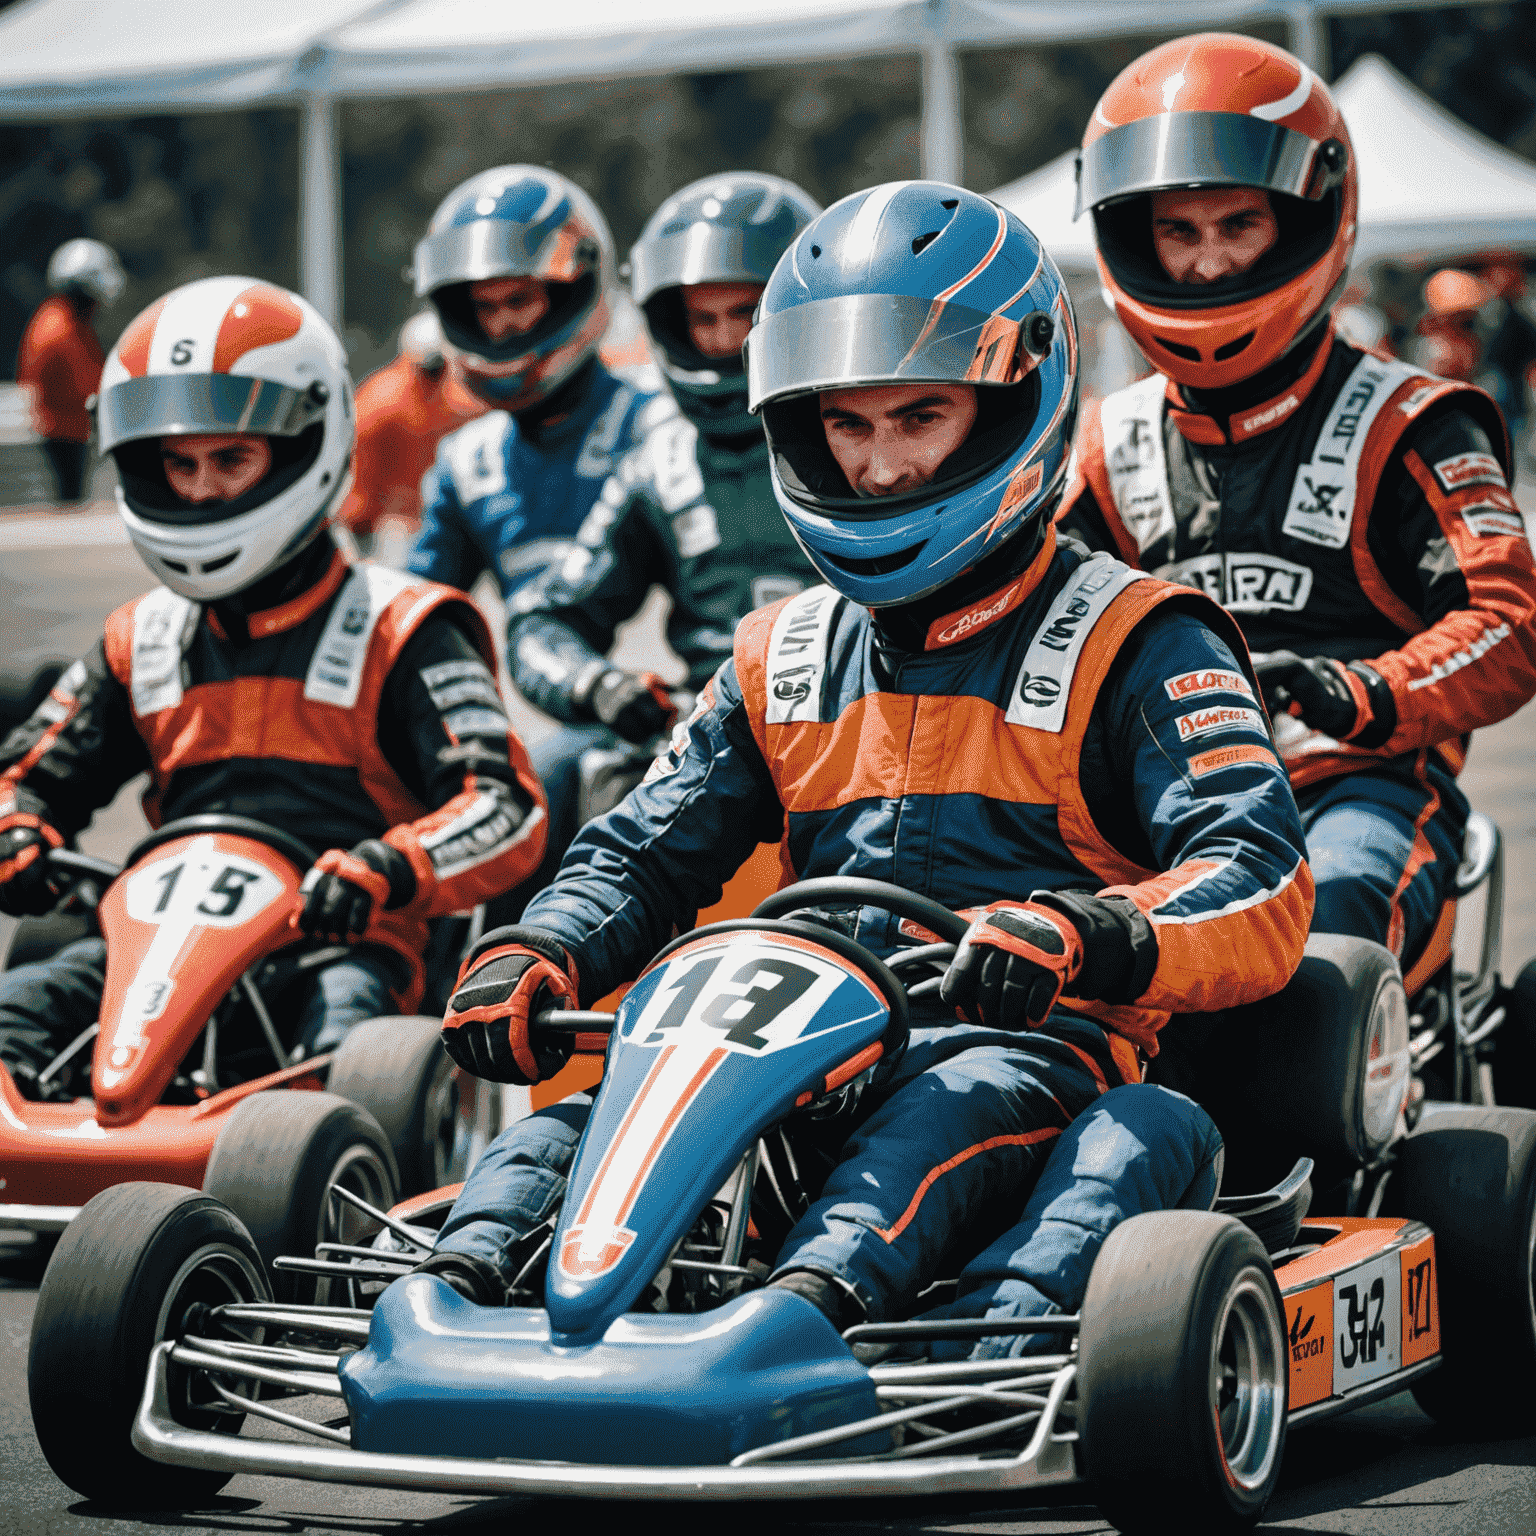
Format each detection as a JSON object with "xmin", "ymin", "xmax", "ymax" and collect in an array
[
  {"xmin": 992, "ymin": 53, "xmax": 1536, "ymax": 275},
  {"xmin": 0, "ymin": 0, "xmax": 1464, "ymax": 326}
]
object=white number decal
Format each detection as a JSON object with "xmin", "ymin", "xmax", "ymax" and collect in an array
[{"xmin": 123, "ymin": 841, "xmax": 285, "ymax": 930}]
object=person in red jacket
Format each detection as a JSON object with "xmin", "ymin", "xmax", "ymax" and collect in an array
[
  {"xmin": 336, "ymin": 311, "xmax": 484, "ymax": 546},
  {"xmin": 1059, "ymin": 33, "xmax": 1536, "ymax": 971},
  {"xmin": 15, "ymin": 239, "xmax": 124, "ymax": 503}
]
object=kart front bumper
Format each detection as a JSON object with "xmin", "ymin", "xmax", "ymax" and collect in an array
[
  {"xmin": 133, "ymin": 1341, "xmax": 1083, "ymax": 1500},
  {"xmin": 0, "ymin": 1202, "xmax": 79, "ymax": 1234}
]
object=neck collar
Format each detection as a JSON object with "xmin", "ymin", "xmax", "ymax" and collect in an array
[
  {"xmin": 1168, "ymin": 322, "xmax": 1335, "ymax": 447},
  {"xmin": 513, "ymin": 356, "xmax": 602, "ymax": 444},
  {"xmin": 206, "ymin": 546, "xmax": 350, "ymax": 643}
]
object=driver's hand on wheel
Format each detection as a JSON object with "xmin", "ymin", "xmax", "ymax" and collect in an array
[
  {"xmin": 940, "ymin": 900, "xmax": 1084, "ymax": 1031},
  {"xmin": 1252, "ymin": 651, "xmax": 1370, "ymax": 741},
  {"xmin": 295, "ymin": 839, "xmax": 415, "ymax": 941},
  {"xmin": 0, "ymin": 815, "xmax": 63, "ymax": 918},
  {"xmin": 579, "ymin": 667, "xmax": 678, "ymax": 745},
  {"xmin": 441, "ymin": 926, "xmax": 579, "ymax": 1084}
]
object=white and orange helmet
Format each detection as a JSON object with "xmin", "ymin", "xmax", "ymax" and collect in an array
[
  {"xmin": 1078, "ymin": 34, "xmax": 1357, "ymax": 390},
  {"xmin": 98, "ymin": 277, "xmax": 353, "ymax": 601}
]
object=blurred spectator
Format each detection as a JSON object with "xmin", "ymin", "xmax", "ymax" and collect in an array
[
  {"xmin": 1333, "ymin": 279, "xmax": 1393, "ymax": 357},
  {"xmin": 336, "ymin": 310, "xmax": 485, "ymax": 558},
  {"xmin": 15, "ymin": 238, "xmax": 123, "ymax": 502},
  {"xmin": 1474, "ymin": 252, "xmax": 1536, "ymax": 454},
  {"xmin": 1412, "ymin": 268, "xmax": 1496, "ymax": 384}
]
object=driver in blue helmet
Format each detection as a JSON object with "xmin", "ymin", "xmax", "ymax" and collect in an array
[
  {"xmin": 406, "ymin": 165, "xmax": 673, "ymax": 609},
  {"xmin": 415, "ymin": 184, "xmax": 1313, "ymax": 1349}
]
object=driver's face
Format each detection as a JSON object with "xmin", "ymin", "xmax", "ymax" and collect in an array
[
  {"xmin": 160, "ymin": 433, "xmax": 272, "ymax": 504},
  {"xmin": 681, "ymin": 282, "xmax": 763, "ymax": 360},
  {"xmin": 1151, "ymin": 186, "xmax": 1279, "ymax": 284},
  {"xmin": 470, "ymin": 276, "xmax": 552, "ymax": 343},
  {"xmin": 819, "ymin": 383, "xmax": 978, "ymax": 497}
]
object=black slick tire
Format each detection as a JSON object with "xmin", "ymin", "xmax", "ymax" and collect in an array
[
  {"xmin": 28, "ymin": 1182, "xmax": 269, "ymax": 1508},
  {"xmin": 1383, "ymin": 1103, "xmax": 1536, "ymax": 1432},
  {"xmin": 1078, "ymin": 1210, "xmax": 1288, "ymax": 1535},
  {"xmin": 326, "ymin": 1015, "xmax": 459, "ymax": 1195},
  {"xmin": 202, "ymin": 1090, "xmax": 397, "ymax": 1298}
]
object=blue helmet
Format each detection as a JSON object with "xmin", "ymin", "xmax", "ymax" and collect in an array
[
  {"xmin": 745, "ymin": 181, "xmax": 1078, "ymax": 610},
  {"xmin": 629, "ymin": 173, "xmax": 820, "ymax": 438},
  {"xmin": 414, "ymin": 166, "xmax": 614, "ymax": 410}
]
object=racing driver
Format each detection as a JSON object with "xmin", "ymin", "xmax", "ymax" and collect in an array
[
  {"xmin": 501, "ymin": 173, "xmax": 821, "ymax": 908},
  {"xmin": 1060, "ymin": 33, "xmax": 1536, "ymax": 972},
  {"xmin": 0, "ymin": 277, "xmax": 546, "ymax": 1098},
  {"xmin": 406, "ymin": 166, "xmax": 672, "ymax": 606},
  {"xmin": 413, "ymin": 185, "xmax": 1312, "ymax": 1344}
]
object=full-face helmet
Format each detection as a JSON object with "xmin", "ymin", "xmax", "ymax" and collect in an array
[
  {"xmin": 398, "ymin": 309, "xmax": 447, "ymax": 376},
  {"xmin": 98, "ymin": 276, "xmax": 353, "ymax": 602},
  {"xmin": 745, "ymin": 181, "xmax": 1078, "ymax": 610},
  {"xmin": 630, "ymin": 173, "xmax": 820, "ymax": 437},
  {"xmin": 414, "ymin": 166, "xmax": 613, "ymax": 410},
  {"xmin": 46, "ymin": 238, "xmax": 125, "ymax": 306},
  {"xmin": 1079, "ymin": 33, "xmax": 1356, "ymax": 390}
]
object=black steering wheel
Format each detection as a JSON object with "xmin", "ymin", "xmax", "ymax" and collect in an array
[{"xmin": 123, "ymin": 815, "xmax": 319, "ymax": 874}]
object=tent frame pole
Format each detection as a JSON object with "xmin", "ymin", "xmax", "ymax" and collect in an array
[
  {"xmin": 920, "ymin": 37, "xmax": 962, "ymax": 186},
  {"xmin": 299, "ymin": 91, "xmax": 342, "ymax": 328}
]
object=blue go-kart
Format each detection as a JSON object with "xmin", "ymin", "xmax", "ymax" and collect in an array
[{"xmin": 26, "ymin": 875, "xmax": 1536, "ymax": 1534}]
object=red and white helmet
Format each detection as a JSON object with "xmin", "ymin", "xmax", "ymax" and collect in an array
[
  {"xmin": 1079, "ymin": 33, "xmax": 1357, "ymax": 390},
  {"xmin": 98, "ymin": 277, "xmax": 353, "ymax": 601}
]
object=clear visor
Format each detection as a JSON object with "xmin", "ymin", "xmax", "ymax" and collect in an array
[
  {"xmin": 1075, "ymin": 112, "xmax": 1334, "ymax": 219},
  {"xmin": 414, "ymin": 218, "xmax": 592, "ymax": 298},
  {"xmin": 746, "ymin": 293, "xmax": 1045, "ymax": 412},
  {"xmin": 98, "ymin": 374, "xmax": 326, "ymax": 453},
  {"xmin": 630, "ymin": 224, "xmax": 775, "ymax": 307}
]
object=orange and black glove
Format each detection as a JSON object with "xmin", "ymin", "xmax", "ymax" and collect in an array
[
  {"xmin": 1252, "ymin": 651, "xmax": 1395, "ymax": 746},
  {"xmin": 295, "ymin": 839, "xmax": 416, "ymax": 941},
  {"xmin": 441, "ymin": 925, "xmax": 579, "ymax": 1084},
  {"xmin": 940, "ymin": 900, "xmax": 1084, "ymax": 1031},
  {"xmin": 0, "ymin": 814, "xmax": 63, "ymax": 918},
  {"xmin": 579, "ymin": 667, "xmax": 678, "ymax": 745}
]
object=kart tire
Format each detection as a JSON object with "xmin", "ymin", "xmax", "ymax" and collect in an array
[
  {"xmin": 1078, "ymin": 1210, "xmax": 1287, "ymax": 1535},
  {"xmin": 28, "ymin": 1181, "xmax": 269, "ymax": 1508},
  {"xmin": 1382, "ymin": 1103, "xmax": 1536, "ymax": 1432},
  {"xmin": 326, "ymin": 1015, "xmax": 461, "ymax": 1195},
  {"xmin": 202, "ymin": 1090, "xmax": 398, "ymax": 1299},
  {"xmin": 1490, "ymin": 958, "xmax": 1536, "ymax": 1111}
]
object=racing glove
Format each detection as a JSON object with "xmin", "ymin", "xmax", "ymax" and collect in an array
[
  {"xmin": 576, "ymin": 667, "xmax": 678, "ymax": 745},
  {"xmin": 1252, "ymin": 652, "xmax": 1396, "ymax": 747},
  {"xmin": 940, "ymin": 900, "xmax": 1084, "ymax": 1031},
  {"xmin": 440, "ymin": 925, "xmax": 579, "ymax": 1085},
  {"xmin": 295, "ymin": 839, "xmax": 416, "ymax": 942},
  {"xmin": 0, "ymin": 815, "xmax": 64, "ymax": 918}
]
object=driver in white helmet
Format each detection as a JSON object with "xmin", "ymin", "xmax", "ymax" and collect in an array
[
  {"xmin": 16, "ymin": 238, "xmax": 126, "ymax": 503},
  {"xmin": 0, "ymin": 277, "xmax": 548, "ymax": 1101}
]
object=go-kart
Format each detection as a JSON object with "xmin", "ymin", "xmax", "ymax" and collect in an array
[
  {"xmin": 0, "ymin": 812, "xmax": 483, "ymax": 1255},
  {"xmin": 29, "ymin": 874, "xmax": 1536, "ymax": 1533}
]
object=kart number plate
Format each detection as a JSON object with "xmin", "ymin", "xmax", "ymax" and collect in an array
[{"xmin": 123, "ymin": 843, "xmax": 286, "ymax": 931}]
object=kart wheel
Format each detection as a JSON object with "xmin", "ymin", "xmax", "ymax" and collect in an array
[
  {"xmin": 1490, "ymin": 958, "xmax": 1536, "ymax": 1111},
  {"xmin": 202, "ymin": 1090, "xmax": 398, "ymax": 1299},
  {"xmin": 28, "ymin": 1181, "xmax": 269, "ymax": 1508},
  {"xmin": 1079, "ymin": 1211, "xmax": 1287, "ymax": 1535},
  {"xmin": 327, "ymin": 1015, "xmax": 461, "ymax": 1194},
  {"xmin": 1383, "ymin": 1103, "xmax": 1536, "ymax": 1432}
]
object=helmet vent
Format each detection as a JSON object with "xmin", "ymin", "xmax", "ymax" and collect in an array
[
  {"xmin": 810, "ymin": 245, "xmax": 822, "ymax": 259},
  {"xmin": 941, "ymin": 199, "xmax": 958, "ymax": 210},
  {"xmin": 201, "ymin": 551, "xmax": 239, "ymax": 574},
  {"xmin": 1214, "ymin": 332, "xmax": 1256, "ymax": 362},
  {"xmin": 912, "ymin": 231, "xmax": 942, "ymax": 255},
  {"xmin": 1154, "ymin": 336, "xmax": 1201, "ymax": 362},
  {"xmin": 826, "ymin": 542, "xmax": 924, "ymax": 576},
  {"xmin": 162, "ymin": 559, "xmax": 189, "ymax": 574}
]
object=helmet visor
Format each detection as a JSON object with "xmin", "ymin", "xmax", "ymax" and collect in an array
[
  {"xmin": 1076, "ymin": 112, "xmax": 1337, "ymax": 218},
  {"xmin": 746, "ymin": 293, "xmax": 1046, "ymax": 412},
  {"xmin": 99, "ymin": 374, "xmax": 326, "ymax": 454},
  {"xmin": 630, "ymin": 224, "xmax": 779, "ymax": 307},
  {"xmin": 414, "ymin": 218, "xmax": 593, "ymax": 297}
]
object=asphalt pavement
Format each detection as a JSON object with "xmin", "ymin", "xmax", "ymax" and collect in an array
[{"xmin": 1, "ymin": 504, "xmax": 1534, "ymax": 1533}]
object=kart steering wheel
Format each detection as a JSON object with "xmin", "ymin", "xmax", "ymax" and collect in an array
[{"xmin": 123, "ymin": 814, "xmax": 319, "ymax": 874}]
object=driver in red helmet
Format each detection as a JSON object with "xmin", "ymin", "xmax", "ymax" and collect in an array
[{"xmin": 1060, "ymin": 32, "xmax": 1536, "ymax": 984}]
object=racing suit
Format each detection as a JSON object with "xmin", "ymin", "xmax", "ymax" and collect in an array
[
  {"xmin": 16, "ymin": 294, "xmax": 102, "ymax": 502},
  {"xmin": 0, "ymin": 544, "xmax": 547, "ymax": 1079},
  {"xmin": 406, "ymin": 359, "xmax": 672, "ymax": 605},
  {"xmin": 1060, "ymin": 329, "xmax": 1536, "ymax": 965},
  {"xmin": 502, "ymin": 412, "xmax": 816, "ymax": 904},
  {"xmin": 435, "ymin": 532, "xmax": 1312, "ymax": 1332}
]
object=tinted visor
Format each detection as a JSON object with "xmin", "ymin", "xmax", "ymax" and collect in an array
[
  {"xmin": 99, "ymin": 374, "xmax": 325, "ymax": 454},
  {"xmin": 1076, "ymin": 112, "xmax": 1338, "ymax": 218},
  {"xmin": 631, "ymin": 224, "xmax": 778, "ymax": 307},
  {"xmin": 414, "ymin": 218, "xmax": 593, "ymax": 298},
  {"xmin": 746, "ymin": 293, "xmax": 1045, "ymax": 411}
]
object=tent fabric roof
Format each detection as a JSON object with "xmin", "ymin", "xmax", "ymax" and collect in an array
[{"xmin": 991, "ymin": 54, "xmax": 1536, "ymax": 272}]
